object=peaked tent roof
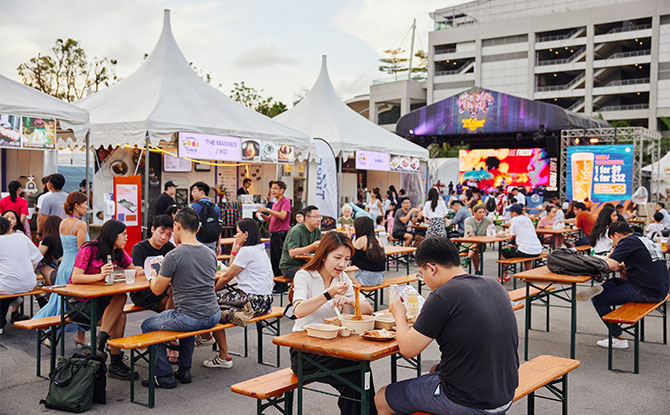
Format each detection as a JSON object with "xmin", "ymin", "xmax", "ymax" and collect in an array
[
  {"xmin": 0, "ymin": 74, "xmax": 90, "ymax": 143},
  {"xmin": 274, "ymin": 56, "xmax": 429, "ymax": 160},
  {"xmin": 396, "ymin": 87, "xmax": 609, "ymax": 137},
  {"xmin": 76, "ymin": 10, "xmax": 310, "ymax": 155}
]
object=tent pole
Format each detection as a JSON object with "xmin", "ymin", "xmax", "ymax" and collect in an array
[
  {"xmin": 85, "ymin": 131, "xmax": 90, "ymax": 224},
  {"xmin": 338, "ymin": 155, "xmax": 342, "ymax": 207},
  {"xmin": 144, "ymin": 134, "xmax": 150, "ymax": 238}
]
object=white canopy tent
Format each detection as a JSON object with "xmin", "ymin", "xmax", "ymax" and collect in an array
[
  {"xmin": 274, "ymin": 56, "xmax": 429, "ymax": 161},
  {"xmin": 76, "ymin": 9, "xmax": 310, "ymax": 154},
  {"xmin": 642, "ymin": 151, "xmax": 670, "ymax": 199}
]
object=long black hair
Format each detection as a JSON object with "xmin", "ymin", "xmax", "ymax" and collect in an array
[
  {"xmin": 8, "ymin": 180, "xmax": 21, "ymax": 203},
  {"xmin": 353, "ymin": 216, "xmax": 384, "ymax": 263},
  {"xmin": 0, "ymin": 217, "xmax": 11, "ymax": 235},
  {"xmin": 84, "ymin": 219, "xmax": 127, "ymax": 262},
  {"xmin": 237, "ymin": 218, "xmax": 261, "ymax": 246},
  {"xmin": 428, "ymin": 188, "xmax": 439, "ymax": 211},
  {"xmin": 590, "ymin": 206, "xmax": 617, "ymax": 246},
  {"xmin": 3, "ymin": 210, "xmax": 24, "ymax": 234}
]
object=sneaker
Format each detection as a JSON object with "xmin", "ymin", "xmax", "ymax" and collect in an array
[
  {"xmin": 10, "ymin": 311, "xmax": 29, "ymax": 323},
  {"xmin": 173, "ymin": 368, "xmax": 191, "ymax": 384},
  {"xmin": 194, "ymin": 334, "xmax": 215, "ymax": 347},
  {"xmin": 596, "ymin": 338, "xmax": 629, "ymax": 349},
  {"xmin": 576, "ymin": 286, "xmax": 604, "ymax": 302},
  {"xmin": 142, "ymin": 375, "xmax": 177, "ymax": 389},
  {"xmin": 203, "ymin": 355, "xmax": 233, "ymax": 369},
  {"xmin": 108, "ymin": 359, "xmax": 139, "ymax": 380}
]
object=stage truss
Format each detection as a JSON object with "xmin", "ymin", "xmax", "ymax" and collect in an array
[{"xmin": 560, "ymin": 127, "xmax": 662, "ymax": 202}]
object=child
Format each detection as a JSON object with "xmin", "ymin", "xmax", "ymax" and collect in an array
[
  {"xmin": 645, "ymin": 212, "xmax": 665, "ymax": 240},
  {"xmin": 375, "ymin": 215, "xmax": 389, "ymax": 246},
  {"xmin": 385, "ymin": 202, "xmax": 396, "ymax": 235}
]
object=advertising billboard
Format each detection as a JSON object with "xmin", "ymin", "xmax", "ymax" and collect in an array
[
  {"xmin": 566, "ymin": 144, "xmax": 633, "ymax": 202},
  {"xmin": 458, "ymin": 148, "xmax": 552, "ymax": 192}
]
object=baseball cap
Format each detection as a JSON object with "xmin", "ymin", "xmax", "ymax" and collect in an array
[
  {"xmin": 164, "ymin": 180, "xmax": 177, "ymax": 190},
  {"xmin": 509, "ymin": 204, "xmax": 523, "ymax": 214}
]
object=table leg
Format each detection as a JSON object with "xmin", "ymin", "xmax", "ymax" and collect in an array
[
  {"xmin": 297, "ymin": 351, "xmax": 303, "ymax": 415},
  {"xmin": 90, "ymin": 299, "xmax": 98, "ymax": 356},
  {"xmin": 360, "ymin": 360, "xmax": 370, "ymax": 415},
  {"xmin": 479, "ymin": 243, "xmax": 484, "ymax": 275},
  {"xmin": 524, "ymin": 282, "xmax": 530, "ymax": 361},
  {"xmin": 60, "ymin": 295, "xmax": 66, "ymax": 357},
  {"xmin": 405, "ymin": 253, "xmax": 410, "ymax": 274},
  {"xmin": 570, "ymin": 284, "xmax": 576, "ymax": 359}
]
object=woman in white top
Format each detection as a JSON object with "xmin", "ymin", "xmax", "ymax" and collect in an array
[
  {"xmin": 204, "ymin": 218, "xmax": 273, "ymax": 369},
  {"xmin": 368, "ymin": 188, "xmax": 384, "ymax": 224},
  {"xmin": 0, "ymin": 216, "xmax": 43, "ymax": 329},
  {"xmin": 291, "ymin": 231, "xmax": 374, "ymax": 415},
  {"xmin": 422, "ymin": 188, "xmax": 448, "ymax": 238},
  {"xmin": 589, "ymin": 206, "xmax": 620, "ymax": 255}
]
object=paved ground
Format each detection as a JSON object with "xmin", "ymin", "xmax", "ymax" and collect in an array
[{"xmin": 1, "ymin": 251, "xmax": 668, "ymax": 415}]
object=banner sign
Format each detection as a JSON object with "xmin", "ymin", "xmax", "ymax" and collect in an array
[
  {"xmin": 567, "ymin": 144, "xmax": 633, "ymax": 202},
  {"xmin": 308, "ymin": 138, "xmax": 338, "ymax": 220},
  {"xmin": 356, "ymin": 150, "xmax": 390, "ymax": 171},
  {"xmin": 458, "ymin": 148, "xmax": 552, "ymax": 192},
  {"xmin": 178, "ymin": 132, "xmax": 241, "ymax": 161}
]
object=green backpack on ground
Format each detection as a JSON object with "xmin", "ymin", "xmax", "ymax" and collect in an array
[{"xmin": 41, "ymin": 353, "xmax": 107, "ymax": 413}]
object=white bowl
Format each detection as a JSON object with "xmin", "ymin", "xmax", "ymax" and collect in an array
[
  {"xmin": 338, "ymin": 315, "xmax": 375, "ymax": 334},
  {"xmin": 304, "ymin": 323, "xmax": 339, "ymax": 339}
]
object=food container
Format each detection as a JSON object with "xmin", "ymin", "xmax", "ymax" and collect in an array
[
  {"xmin": 338, "ymin": 314, "xmax": 375, "ymax": 334},
  {"xmin": 304, "ymin": 323, "xmax": 340, "ymax": 339},
  {"xmin": 374, "ymin": 314, "xmax": 396, "ymax": 330},
  {"xmin": 338, "ymin": 327, "xmax": 351, "ymax": 337},
  {"xmin": 323, "ymin": 316, "xmax": 341, "ymax": 326}
]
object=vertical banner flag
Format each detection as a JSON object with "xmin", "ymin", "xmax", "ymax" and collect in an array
[
  {"xmin": 308, "ymin": 138, "xmax": 338, "ymax": 220},
  {"xmin": 567, "ymin": 144, "xmax": 633, "ymax": 203}
]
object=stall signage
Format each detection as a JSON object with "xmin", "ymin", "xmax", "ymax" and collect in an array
[
  {"xmin": 390, "ymin": 155, "xmax": 421, "ymax": 172},
  {"xmin": 0, "ymin": 113, "xmax": 56, "ymax": 149},
  {"xmin": 178, "ymin": 132, "xmax": 241, "ymax": 161},
  {"xmin": 567, "ymin": 144, "xmax": 633, "ymax": 203},
  {"xmin": 355, "ymin": 150, "xmax": 390, "ymax": 171}
]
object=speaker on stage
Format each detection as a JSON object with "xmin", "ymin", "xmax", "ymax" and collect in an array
[{"xmin": 546, "ymin": 134, "xmax": 560, "ymax": 158}]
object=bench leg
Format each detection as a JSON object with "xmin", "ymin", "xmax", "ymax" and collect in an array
[
  {"xmin": 36, "ymin": 329, "xmax": 42, "ymax": 377},
  {"xmin": 524, "ymin": 283, "xmax": 531, "ymax": 361},
  {"xmin": 546, "ymin": 291, "xmax": 550, "ymax": 332},
  {"xmin": 256, "ymin": 317, "xmax": 281, "ymax": 368},
  {"xmin": 390, "ymin": 353, "xmax": 397, "ymax": 383},
  {"xmin": 641, "ymin": 317, "xmax": 645, "ymax": 342},
  {"xmin": 634, "ymin": 322, "xmax": 639, "ymax": 374},
  {"xmin": 607, "ymin": 326, "xmax": 613, "ymax": 370},
  {"xmin": 663, "ymin": 302, "xmax": 668, "ymax": 345},
  {"xmin": 373, "ymin": 290, "xmax": 379, "ymax": 312},
  {"xmin": 527, "ymin": 391, "xmax": 535, "ymax": 415}
]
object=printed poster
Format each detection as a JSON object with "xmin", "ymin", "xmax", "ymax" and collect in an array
[
  {"xmin": 116, "ymin": 183, "xmax": 139, "ymax": 226},
  {"xmin": 22, "ymin": 116, "xmax": 56, "ymax": 149},
  {"xmin": 0, "ymin": 114, "xmax": 22, "ymax": 148},
  {"xmin": 567, "ymin": 144, "xmax": 633, "ymax": 203}
]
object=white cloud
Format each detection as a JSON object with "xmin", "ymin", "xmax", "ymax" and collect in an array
[{"xmin": 231, "ymin": 45, "xmax": 300, "ymax": 69}]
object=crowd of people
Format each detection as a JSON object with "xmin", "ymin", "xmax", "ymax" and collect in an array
[{"xmin": 1, "ymin": 176, "xmax": 669, "ymax": 414}]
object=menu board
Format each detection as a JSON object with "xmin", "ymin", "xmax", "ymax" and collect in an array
[
  {"xmin": 567, "ymin": 144, "xmax": 633, "ymax": 202},
  {"xmin": 390, "ymin": 155, "xmax": 421, "ymax": 172},
  {"xmin": 163, "ymin": 150, "xmax": 192, "ymax": 172},
  {"xmin": 356, "ymin": 150, "xmax": 390, "ymax": 171}
]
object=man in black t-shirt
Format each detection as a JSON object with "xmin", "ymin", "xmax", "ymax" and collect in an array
[
  {"xmin": 130, "ymin": 215, "xmax": 175, "ymax": 312},
  {"xmin": 585, "ymin": 221, "xmax": 669, "ymax": 350},
  {"xmin": 154, "ymin": 181, "xmax": 177, "ymax": 216},
  {"xmin": 375, "ymin": 237, "xmax": 519, "ymax": 415}
]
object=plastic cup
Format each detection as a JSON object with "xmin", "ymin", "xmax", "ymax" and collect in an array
[{"xmin": 124, "ymin": 269, "xmax": 136, "ymax": 285}]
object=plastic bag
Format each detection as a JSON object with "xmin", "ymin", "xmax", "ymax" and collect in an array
[{"xmin": 389, "ymin": 284, "xmax": 426, "ymax": 320}]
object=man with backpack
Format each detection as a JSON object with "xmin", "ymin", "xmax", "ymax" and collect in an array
[{"xmin": 190, "ymin": 182, "xmax": 221, "ymax": 253}]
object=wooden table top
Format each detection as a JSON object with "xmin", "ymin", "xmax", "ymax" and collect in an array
[
  {"xmin": 627, "ymin": 218, "xmax": 647, "ymax": 224},
  {"xmin": 44, "ymin": 276, "xmax": 151, "ymax": 299},
  {"xmin": 383, "ymin": 245, "xmax": 417, "ymax": 255},
  {"xmin": 535, "ymin": 227, "xmax": 580, "ymax": 235},
  {"xmin": 514, "ymin": 266, "xmax": 592, "ymax": 284},
  {"xmin": 272, "ymin": 330, "xmax": 399, "ymax": 361},
  {"xmin": 220, "ymin": 237, "xmax": 270, "ymax": 246},
  {"xmin": 451, "ymin": 235, "xmax": 514, "ymax": 244}
]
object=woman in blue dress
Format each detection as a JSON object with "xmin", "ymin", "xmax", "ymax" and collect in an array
[{"xmin": 33, "ymin": 191, "xmax": 89, "ymax": 346}]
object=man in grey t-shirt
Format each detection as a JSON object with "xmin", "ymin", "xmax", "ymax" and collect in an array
[
  {"xmin": 141, "ymin": 207, "xmax": 220, "ymax": 389},
  {"xmin": 37, "ymin": 174, "xmax": 68, "ymax": 234},
  {"xmin": 446, "ymin": 200, "xmax": 472, "ymax": 237}
]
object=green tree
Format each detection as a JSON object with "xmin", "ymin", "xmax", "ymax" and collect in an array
[
  {"xmin": 378, "ymin": 48, "xmax": 408, "ymax": 81},
  {"xmin": 17, "ymin": 38, "xmax": 118, "ymax": 102},
  {"xmin": 411, "ymin": 50, "xmax": 428, "ymax": 74},
  {"xmin": 229, "ymin": 81, "xmax": 287, "ymax": 117}
]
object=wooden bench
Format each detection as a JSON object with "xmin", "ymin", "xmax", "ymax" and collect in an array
[
  {"xmin": 358, "ymin": 274, "xmax": 420, "ymax": 311},
  {"xmin": 231, "ymin": 368, "xmax": 309, "ymax": 415},
  {"xmin": 575, "ymin": 245, "xmax": 591, "ymax": 253},
  {"xmin": 602, "ymin": 293, "xmax": 669, "ymax": 373},
  {"xmin": 508, "ymin": 284, "xmax": 555, "ymax": 332},
  {"xmin": 13, "ymin": 303, "xmax": 147, "ymax": 377},
  {"xmin": 108, "ymin": 306, "xmax": 284, "ymax": 408},
  {"xmin": 0, "ymin": 287, "xmax": 47, "ymax": 323},
  {"xmin": 497, "ymin": 254, "xmax": 548, "ymax": 289},
  {"xmin": 413, "ymin": 355, "xmax": 580, "ymax": 415}
]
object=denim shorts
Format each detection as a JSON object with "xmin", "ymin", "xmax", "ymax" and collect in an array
[
  {"xmin": 385, "ymin": 372, "xmax": 512, "ymax": 415},
  {"xmin": 354, "ymin": 269, "xmax": 384, "ymax": 286}
]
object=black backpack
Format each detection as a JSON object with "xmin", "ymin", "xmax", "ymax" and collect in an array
[
  {"xmin": 547, "ymin": 248, "xmax": 609, "ymax": 281},
  {"xmin": 196, "ymin": 200, "xmax": 221, "ymax": 243},
  {"xmin": 485, "ymin": 197, "xmax": 497, "ymax": 213}
]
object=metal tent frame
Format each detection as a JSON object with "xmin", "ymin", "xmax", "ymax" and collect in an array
[{"xmin": 560, "ymin": 127, "xmax": 662, "ymax": 202}]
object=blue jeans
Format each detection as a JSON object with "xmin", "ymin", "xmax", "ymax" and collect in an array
[
  {"xmin": 592, "ymin": 278, "xmax": 665, "ymax": 337},
  {"xmin": 203, "ymin": 241, "xmax": 218, "ymax": 253},
  {"xmin": 141, "ymin": 309, "xmax": 220, "ymax": 377}
]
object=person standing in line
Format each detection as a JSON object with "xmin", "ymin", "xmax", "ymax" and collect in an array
[
  {"xmin": 190, "ymin": 181, "xmax": 221, "ymax": 253},
  {"xmin": 37, "ymin": 174, "xmax": 68, "ymax": 233},
  {"xmin": 154, "ymin": 181, "xmax": 177, "ymax": 216},
  {"xmin": 257, "ymin": 180, "xmax": 291, "ymax": 279},
  {"xmin": 141, "ymin": 207, "xmax": 220, "ymax": 389}
]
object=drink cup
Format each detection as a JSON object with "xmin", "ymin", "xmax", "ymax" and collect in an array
[
  {"xmin": 571, "ymin": 152, "xmax": 594, "ymax": 202},
  {"xmin": 124, "ymin": 269, "xmax": 136, "ymax": 285}
]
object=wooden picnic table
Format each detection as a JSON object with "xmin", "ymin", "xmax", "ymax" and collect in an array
[
  {"xmin": 514, "ymin": 266, "xmax": 592, "ymax": 360},
  {"xmin": 299, "ymin": 246, "xmax": 417, "ymax": 273},
  {"xmin": 450, "ymin": 235, "xmax": 514, "ymax": 276},
  {"xmin": 219, "ymin": 237, "xmax": 270, "ymax": 246},
  {"xmin": 535, "ymin": 226, "xmax": 581, "ymax": 252},
  {"xmin": 44, "ymin": 276, "xmax": 151, "ymax": 358},
  {"xmin": 273, "ymin": 330, "xmax": 417, "ymax": 415}
]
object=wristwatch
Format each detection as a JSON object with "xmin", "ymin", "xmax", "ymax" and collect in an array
[{"xmin": 323, "ymin": 290, "xmax": 332, "ymax": 301}]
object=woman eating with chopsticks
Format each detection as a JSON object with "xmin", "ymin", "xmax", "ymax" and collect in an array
[{"xmin": 291, "ymin": 231, "xmax": 376, "ymax": 415}]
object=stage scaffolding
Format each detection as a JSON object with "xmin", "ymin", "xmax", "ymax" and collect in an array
[{"xmin": 560, "ymin": 127, "xmax": 662, "ymax": 202}]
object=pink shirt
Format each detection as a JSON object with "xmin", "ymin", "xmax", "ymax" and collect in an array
[
  {"xmin": 70, "ymin": 244, "xmax": 133, "ymax": 282},
  {"xmin": 0, "ymin": 196, "xmax": 29, "ymax": 216},
  {"xmin": 269, "ymin": 197, "xmax": 291, "ymax": 233}
]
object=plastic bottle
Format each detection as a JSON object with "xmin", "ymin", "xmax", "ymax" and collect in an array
[
  {"xmin": 407, "ymin": 293, "xmax": 419, "ymax": 320},
  {"xmin": 105, "ymin": 255, "xmax": 114, "ymax": 285},
  {"xmin": 388, "ymin": 285, "xmax": 399, "ymax": 312}
]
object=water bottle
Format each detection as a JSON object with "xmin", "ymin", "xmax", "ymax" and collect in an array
[{"xmin": 105, "ymin": 255, "xmax": 114, "ymax": 285}]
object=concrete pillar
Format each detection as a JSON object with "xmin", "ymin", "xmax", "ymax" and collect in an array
[
  {"xmin": 400, "ymin": 97, "xmax": 411, "ymax": 116},
  {"xmin": 584, "ymin": 23, "xmax": 594, "ymax": 116},
  {"xmin": 43, "ymin": 149, "xmax": 58, "ymax": 176},
  {"xmin": 369, "ymin": 100, "xmax": 378, "ymax": 124},
  {"xmin": 474, "ymin": 38, "xmax": 482, "ymax": 87},
  {"xmin": 528, "ymin": 30, "xmax": 536, "ymax": 99},
  {"xmin": 648, "ymin": 14, "xmax": 660, "ymax": 130}
]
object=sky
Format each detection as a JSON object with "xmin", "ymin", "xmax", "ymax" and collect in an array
[{"xmin": 0, "ymin": 0, "xmax": 466, "ymax": 105}]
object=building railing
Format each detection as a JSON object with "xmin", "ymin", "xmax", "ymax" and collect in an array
[
  {"xmin": 599, "ymin": 103, "xmax": 649, "ymax": 111},
  {"xmin": 536, "ymin": 47, "xmax": 585, "ymax": 66},
  {"xmin": 371, "ymin": 75, "xmax": 427, "ymax": 85},
  {"xmin": 606, "ymin": 49, "xmax": 651, "ymax": 59},
  {"xmin": 536, "ymin": 28, "xmax": 583, "ymax": 43},
  {"xmin": 435, "ymin": 59, "xmax": 475, "ymax": 76},
  {"xmin": 434, "ymin": 46, "xmax": 457, "ymax": 55},
  {"xmin": 605, "ymin": 23, "xmax": 651, "ymax": 35},
  {"xmin": 567, "ymin": 98, "xmax": 585, "ymax": 111},
  {"xmin": 602, "ymin": 77, "xmax": 650, "ymax": 87},
  {"xmin": 536, "ymin": 73, "xmax": 585, "ymax": 92}
]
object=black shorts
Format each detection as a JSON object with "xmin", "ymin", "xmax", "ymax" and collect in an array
[
  {"xmin": 501, "ymin": 247, "xmax": 540, "ymax": 259},
  {"xmin": 393, "ymin": 230, "xmax": 411, "ymax": 240},
  {"xmin": 66, "ymin": 296, "xmax": 112, "ymax": 328},
  {"xmin": 130, "ymin": 289, "xmax": 167, "ymax": 312}
]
